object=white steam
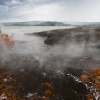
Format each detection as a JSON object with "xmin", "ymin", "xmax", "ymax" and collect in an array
[{"xmin": 0, "ymin": 26, "xmax": 99, "ymax": 70}]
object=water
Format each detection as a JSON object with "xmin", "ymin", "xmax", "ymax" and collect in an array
[{"xmin": 1, "ymin": 26, "xmax": 74, "ymax": 36}]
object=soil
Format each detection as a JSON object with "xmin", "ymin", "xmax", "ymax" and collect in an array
[{"xmin": 1, "ymin": 25, "xmax": 100, "ymax": 100}]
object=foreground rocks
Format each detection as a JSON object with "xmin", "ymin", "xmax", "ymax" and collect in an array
[
  {"xmin": 1, "ymin": 60, "xmax": 100, "ymax": 100},
  {"xmin": 0, "ymin": 64, "xmax": 89, "ymax": 100}
]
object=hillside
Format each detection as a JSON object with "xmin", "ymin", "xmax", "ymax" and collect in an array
[
  {"xmin": 0, "ymin": 21, "xmax": 69, "ymax": 26},
  {"xmin": 36, "ymin": 21, "xmax": 69, "ymax": 26}
]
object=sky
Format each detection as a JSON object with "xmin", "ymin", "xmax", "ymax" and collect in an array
[{"xmin": 0, "ymin": 0, "xmax": 100, "ymax": 22}]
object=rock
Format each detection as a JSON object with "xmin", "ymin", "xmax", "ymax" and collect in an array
[
  {"xmin": 0, "ymin": 94, "xmax": 7, "ymax": 100},
  {"xmin": 43, "ymin": 26, "xmax": 100, "ymax": 45},
  {"xmin": 3, "ymin": 78, "xmax": 8, "ymax": 82}
]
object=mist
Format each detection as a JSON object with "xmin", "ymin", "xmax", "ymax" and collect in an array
[{"xmin": 0, "ymin": 26, "xmax": 100, "ymax": 71}]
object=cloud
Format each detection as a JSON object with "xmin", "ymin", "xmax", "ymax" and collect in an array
[
  {"xmin": 0, "ymin": 0, "xmax": 61, "ymax": 22},
  {"xmin": 0, "ymin": 0, "xmax": 100, "ymax": 22}
]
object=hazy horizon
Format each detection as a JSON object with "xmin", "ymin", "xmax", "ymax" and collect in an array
[{"xmin": 0, "ymin": 20, "xmax": 100, "ymax": 23}]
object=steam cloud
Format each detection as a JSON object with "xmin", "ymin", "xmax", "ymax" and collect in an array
[{"xmin": 0, "ymin": 26, "xmax": 100, "ymax": 71}]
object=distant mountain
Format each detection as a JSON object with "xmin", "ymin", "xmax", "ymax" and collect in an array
[
  {"xmin": 1, "ymin": 21, "xmax": 100, "ymax": 26},
  {"xmin": 0, "ymin": 21, "xmax": 43, "ymax": 26},
  {"xmin": 36, "ymin": 21, "xmax": 69, "ymax": 26},
  {"xmin": 0, "ymin": 21, "xmax": 69, "ymax": 26}
]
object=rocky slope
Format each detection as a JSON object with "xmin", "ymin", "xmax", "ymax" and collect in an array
[{"xmin": 28, "ymin": 26, "xmax": 100, "ymax": 46}]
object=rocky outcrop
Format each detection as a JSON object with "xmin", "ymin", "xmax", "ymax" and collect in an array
[
  {"xmin": 44, "ymin": 26, "xmax": 100, "ymax": 45},
  {"xmin": 29, "ymin": 26, "xmax": 100, "ymax": 46}
]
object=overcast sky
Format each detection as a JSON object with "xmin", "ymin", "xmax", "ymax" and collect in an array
[{"xmin": 0, "ymin": 0, "xmax": 100, "ymax": 22}]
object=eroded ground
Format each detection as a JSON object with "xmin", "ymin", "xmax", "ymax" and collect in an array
[{"xmin": 1, "ymin": 26, "xmax": 100, "ymax": 100}]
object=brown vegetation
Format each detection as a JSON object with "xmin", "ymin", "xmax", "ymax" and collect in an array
[{"xmin": 0, "ymin": 34, "xmax": 14, "ymax": 46}]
